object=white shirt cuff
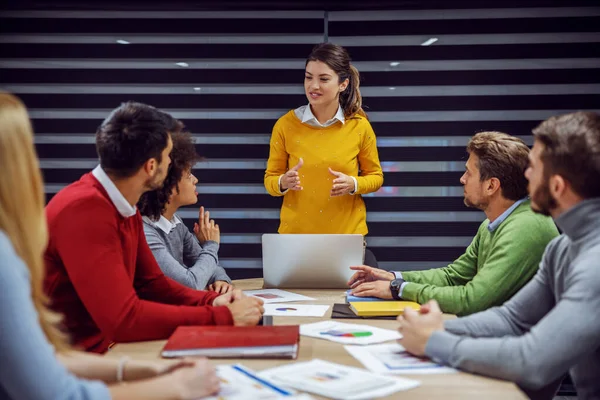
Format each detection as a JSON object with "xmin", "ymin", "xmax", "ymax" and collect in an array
[
  {"xmin": 399, "ymin": 282, "xmax": 409, "ymax": 298},
  {"xmin": 278, "ymin": 174, "xmax": 289, "ymax": 195},
  {"xmin": 350, "ymin": 176, "xmax": 358, "ymax": 195},
  {"xmin": 393, "ymin": 271, "xmax": 403, "ymax": 280}
]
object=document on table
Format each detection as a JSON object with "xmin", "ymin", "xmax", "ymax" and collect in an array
[
  {"xmin": 300, "ymin": 320, "xmax": 401, "ymax": 345},
  {"xmin": 264, "ymin": 304, "xmax": 330, "ymax": 317},
  {"xmin": 244, "ymin": 289, "xmax": 315, "ymax": 304},
  {"xmin": 204, "ymin": 364, "xmax": 315, "ymax": 400},
  {"xmin": 345, "ymin": 343, "xmax": 457, "ymax": 374},
  {"xmin": 259, "ymin": 359, "xmax": 420, "ymax": 400}
]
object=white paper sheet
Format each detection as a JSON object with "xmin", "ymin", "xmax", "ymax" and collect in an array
[
  {"xmin": 259, "ymin": 359, "xmax": 420, "ymax": 400},
  {"xmin": 300, "ymin": 320, "xmax": 401, "ymax": 345},
  {"xmin": 244, "ymin": 289, "xmax": 315, "ymax": 304},
  {"xmin": 264, "ymin": 304, "xmax": 330, "ymax": 317},
  {"xmin": 204, "ymin": 364, "xmax": 314, "ymax": 400},
  {"xmin": 345, "ymin": 343, "xmax": 457, "ymax": 374}
]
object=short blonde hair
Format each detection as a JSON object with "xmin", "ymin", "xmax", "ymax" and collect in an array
[{"xmin": 0, "ymin": 93, "xmax": 68, "ymax": 350}]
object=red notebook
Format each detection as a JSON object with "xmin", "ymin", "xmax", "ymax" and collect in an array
[{"xmin": 161, "ymin": 325, "xmax": 300, "ymax": 359}]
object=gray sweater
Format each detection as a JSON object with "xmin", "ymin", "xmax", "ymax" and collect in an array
[
  {"xmin": 143, "ymin": 214, "xmax": 231, "ymax": 290},
  {"xmin": 426, "ymin": 198, "xmax": 600, "ymax": 399},
  {"xmin": 0, "ymin": 231, "xmax": 109, "ymax": 400}
]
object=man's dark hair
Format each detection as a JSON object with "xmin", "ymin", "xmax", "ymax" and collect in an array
[
  {"xmin": 467, "ymin": 131, "xmax": 530, "ymax": 201},
  {"xmin": 95, "ymin": 101, "xmax": 184, "ymax": 178},
  {"xmin": 533, "ymin": 111, "xmax": 600, "ymax": 199},
  {"xmin": 138, "ymin": 131, "xmax": 199, "ymax": 220}
]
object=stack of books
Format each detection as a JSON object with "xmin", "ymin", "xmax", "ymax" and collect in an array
[{"xmin": 346, "ymin": 290, "xmax": 420, "ymax": 317}]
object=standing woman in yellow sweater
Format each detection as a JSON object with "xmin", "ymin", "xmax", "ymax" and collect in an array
[{"xmin": 264, "ymin": 43, "xmax": 383, "ymax": 238}]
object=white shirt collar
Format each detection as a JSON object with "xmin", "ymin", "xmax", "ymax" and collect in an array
[
  {"xmin": 92, "ymin": 165, "xmax": 137, "ymax": 218},
  {"xmin": 142, "ymin": 215, "xmax": 182, "ymax": 234},
  {"xmin": 300, "ymin": 104, "xmax": 345, "ymax": 127}
]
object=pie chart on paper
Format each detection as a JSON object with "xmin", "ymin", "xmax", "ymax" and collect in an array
[
  {"xmin": 264, "ymin": 304, "xmax": 330, "ymax": 317},
  {"xmin": 321, "ymin": 329, "xmax": 373, "ymax": 338}
]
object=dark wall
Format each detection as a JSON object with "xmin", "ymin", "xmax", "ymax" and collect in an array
[{"xmin": 1, "ymin": 3, "xmax": 599, "ymax": 279}]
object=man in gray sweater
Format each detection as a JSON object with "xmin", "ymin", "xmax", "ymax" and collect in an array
[{"xmin": 397, "ymin": 111, "xmax": 600, "ymax": 400}]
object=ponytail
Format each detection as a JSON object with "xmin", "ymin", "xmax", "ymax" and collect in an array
[
  {"xmin": 306, "ymin": 43, "xmax": 367, "ymax": 119},
  {"xmin": 340, "ymin": 64, "xmax": 366, "ymax": 119}
]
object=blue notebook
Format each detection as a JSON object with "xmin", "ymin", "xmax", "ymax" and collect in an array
[{"xmin": 345, "ymin": 289, "xmax": 384, "ymax": 303}]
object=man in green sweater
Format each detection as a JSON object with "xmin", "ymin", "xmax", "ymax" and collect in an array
[{"xmin": 348, "ymin": 131, "xmax": 559, "ymax": 316}]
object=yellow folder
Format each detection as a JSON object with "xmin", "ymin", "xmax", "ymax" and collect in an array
[{"xmin": 349, "ymin": 301, "xmax": 421, "ymax": 317}]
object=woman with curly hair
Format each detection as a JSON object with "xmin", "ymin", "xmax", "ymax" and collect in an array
[{"xmin": 138, "ymin": 132, "xmax": 232, "ymax": 293}]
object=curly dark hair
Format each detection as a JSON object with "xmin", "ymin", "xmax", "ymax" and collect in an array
[{"xmin": 138, "ymin": 131, "xmax": 199, "ymax": 220}]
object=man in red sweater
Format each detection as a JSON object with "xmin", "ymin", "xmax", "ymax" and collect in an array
[{"xmin": 44, "ymin": 102, "xmax": 264, "ymax": 353}]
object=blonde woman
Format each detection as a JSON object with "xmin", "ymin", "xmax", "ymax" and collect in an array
[{"xmin": 0, "ymin": 93, "xmax": 219, "ymax": 400}]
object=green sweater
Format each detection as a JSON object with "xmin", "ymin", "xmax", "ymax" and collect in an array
[{"xmin": 401, "ymin": 200, "xmax": 559, "ymax": 316}]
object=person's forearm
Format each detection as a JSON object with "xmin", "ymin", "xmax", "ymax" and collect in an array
[
  {"xmin": 212, "ymin": 265, "xmax": 232, "ymax": 283},
  {"xmin": 444, "ymin": 307, "xmax": 524, "ymax": 337},
  {"xmin": 401, "ymin": 268, "xmax": 455, "ymax": 287},
  {"xmin": 401, "ymin": 248, "xmax": 480, "ymax": 288},
  {"xmin": 355, "ymin": 174, "xmax": 383, "ymax": 195},
  {"xmin": 400, "ymin": 282, "xmax": 491, "ymax": 316},
  {"xmin": 109, "ymin": 375, "xmax": 183, "ymax": 400},
  {"xmin": 136, "ymin": 246, "xmax": 219, "ymax": 307},
  {"xmin": 445, "ymin": 263, "xmax": 553, "ymax": 337},
  {"xmin": 58, "ymin": 352, "xmax": 158, "ymax": 383},
  {"xmin": 187, "ymin": 242, "xmax": 221, "ymax": 289},
  {"xmin": 59, "ymin": 351, "xmax": 120, "ymax": 383}
]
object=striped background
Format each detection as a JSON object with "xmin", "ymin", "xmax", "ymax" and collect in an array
[{"xmin": 1, "ymin": 5, "xmax": 599, "ymax": 279}]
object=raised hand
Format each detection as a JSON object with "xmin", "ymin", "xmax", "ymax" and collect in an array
[
  {"xmin": 329, "ymin": 168, "xmax": 355, "ymax": 196},
  {"xmin": 280, "ymin": 158, "xmax": 304, "ymax": 191},
  {"xmin": 193, "ymin": 206, "xmax": 220, "ymax": 245}
]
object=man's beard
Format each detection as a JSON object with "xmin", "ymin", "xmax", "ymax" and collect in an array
[
  {"xmin": 530, "ymin": 180, "xmax": 557, "ymax": 216},
  {"xmin": 144, "ymin": 167, "xmax": 166, "ymax": 191},
  {"xmin": 463, "ymin": 195, "xmax": 488, "ymax": 211}
]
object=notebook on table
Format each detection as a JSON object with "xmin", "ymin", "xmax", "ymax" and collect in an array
[
  {"xmin": 332, "ymin": 303, "xmax": 397, "ymax": 320},
  {"xmin": 349, "ymin": 301, "xmax": 421, "ymax": 317},
  {"xmin": 161, "ymin": 325, "xmax": 299, "ymax": 359},
  {"xmin": 346, "ymin": 289, "xmax": 385, "ymax": 302}
]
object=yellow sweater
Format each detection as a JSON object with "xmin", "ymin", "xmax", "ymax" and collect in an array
[{"xmin": 264, "ymin": 110, "xmax": 383, "ymax": 235}]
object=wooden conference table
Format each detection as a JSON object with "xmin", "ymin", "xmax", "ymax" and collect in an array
[{"xmin": 107, "ymin": 278, "xmax": 526, "ymax": 399}]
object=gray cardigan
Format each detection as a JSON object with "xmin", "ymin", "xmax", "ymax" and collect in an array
[
  {"xmin": 0, "ymin": 231, "xmax": 109, "ymax": 400},
  {"xmin": 143, "ymin": 214, "xmax": 231, "ymax": 290},
  {"xmin": 426, "ymin": 198, "xmax": 600, "ymax": 399}
]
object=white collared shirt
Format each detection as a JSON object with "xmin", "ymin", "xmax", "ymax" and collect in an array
[
  {"xmin": 294, "ymin": 104, "xmax": 345, "ymax": 128},
  {"xmin": 92, "ymin": 165, "xmax": 137, "ymax": 218},
  {"xmin": 142, "ymin": 215, "xmax": 182, "ymax": 235}
]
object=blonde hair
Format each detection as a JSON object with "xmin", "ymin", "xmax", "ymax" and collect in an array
[{"xmin": 0, "ymin": 93, "xmax": 69, "ymax": 350}]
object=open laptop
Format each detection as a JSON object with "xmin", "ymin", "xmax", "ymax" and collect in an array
[{"xmin": 262, "ymin": 234, "xmax": 364, "ymax": 289}]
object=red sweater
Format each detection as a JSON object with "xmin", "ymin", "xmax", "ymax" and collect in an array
[{"xmin": 44, "ymin": 173, "xmax": 233, "ymax": 353}]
